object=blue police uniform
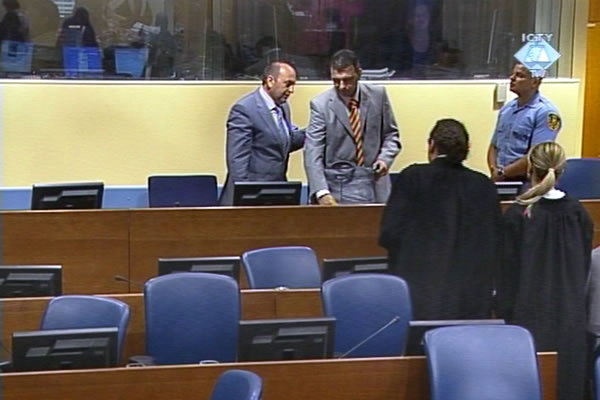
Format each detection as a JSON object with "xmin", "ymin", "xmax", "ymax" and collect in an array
[{"xmin": 490, "ymin": 91, "xmax": 561, "ymax": 170}]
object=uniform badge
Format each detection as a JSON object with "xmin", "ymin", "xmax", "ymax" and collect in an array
[{"xmin": 547, "ymin": 113, "xmax": 561, "ymax": 131}]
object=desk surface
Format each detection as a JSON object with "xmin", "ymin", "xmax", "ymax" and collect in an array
[
  {"xmin": 1, "ymin": 202, "xmax": 598, "ymax": 294},
  {"xmin": 0, "ymin": 353, "xmax": 557, "ymax": 400}
]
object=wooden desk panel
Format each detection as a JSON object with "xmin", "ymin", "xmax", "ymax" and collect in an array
[
  {"xmin": 0, "ymin": 353, "xmax": 556, "ymax": 400},
  {"xmin": 128, "ymin": 206, "xmax": 385, "ymax": 285},
  {"xmin": 1, "ymin": 202, "xmax": 598, "ymax": 295},
  {"xmin": 0, "ymin": 210, "xmax": 130, "ymax": 294},
  {"xmin": 583, "ymin": 200, "xmax": 600, "ymax": 247},
  {"xmin": 0, "ymin": 289, "xmax": 323, "ymax": 363}
]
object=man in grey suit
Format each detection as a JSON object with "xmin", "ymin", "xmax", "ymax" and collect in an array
[
  {"xmin": 304, "ymin": 49, "xmax": 401, "ymax": 205},
  {"xmin": 220, "ymin": 61, "xmax": 305, "ymax": 205}
]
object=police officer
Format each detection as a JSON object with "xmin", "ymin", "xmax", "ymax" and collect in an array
[{"xmin": 487, "ymin": 62, "xmax": 561, "ymax": 182}]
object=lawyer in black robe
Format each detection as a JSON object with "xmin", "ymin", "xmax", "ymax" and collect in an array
[
  {"xmin": 501, "ymin": 197, "xmax": 593, "ymax": 400},
  {"xmin": 379, "ymin": 119, "xmax": 502, "ymax": 320}
]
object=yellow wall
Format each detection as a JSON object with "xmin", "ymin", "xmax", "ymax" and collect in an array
[{"xmin": 0, "ymin": 79, "xmax": 582, "ymax": 186}]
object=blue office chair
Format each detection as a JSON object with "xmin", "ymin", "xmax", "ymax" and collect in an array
[
  {"xmin": 210, "ymin": 369, "xmax": 263, "ymax": 400},
  {"xmin": 241, "ymin": 246, "xmax": 322, "ymax": 289},
  {"xmin": 424, "ymin": 325, "xmax": 541, "ymax": 400},
  {"xmin": 595, "ymin": 354, "xmax": 600, "ymax": 400},
  {"xmin": 144, "ymin": 272, "xmax": 239, "ymax": 365},
  {"xmin": 147, "ymin": 174, "xmax": 218, "ymax": 207},
  {"xmin": 321, "ymin": 273, "xmax": 412, "ymax": 357},
  {"xmin": 556, "ymin": 158, "xmax": 600, "ymax": 199},
  {"xmin": 40, "ymin": 295, "xmax": 130, "ymax": 362}
]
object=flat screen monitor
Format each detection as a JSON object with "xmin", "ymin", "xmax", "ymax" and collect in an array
[
  {"xmin": 233, "ymin": 181, "xmax": 302, "ymax": 206},
  {"xmin": 12, "ymin": 327, "xmax": 119, "ymax": 372},
  {"xmin": 62, "ymin": 46, "xmax": 103, "ymax": 77},
  {"xmin": 115, "ymin": 47, "xmax": 148, "ymax": 78},
  {"xmin": 158, "ymin": 256, "xmax": 240, "ymax": 283},
  {"xmin": 495, "ymin": 181, "xmax": 524, "ymax": 201},
  {"xmin": 405, "ymin": 319, "xmax": 505, "ymax": 355},
  {"xmin": 0, "ymin": 40, "xmax": 33, "ymax": 73},
  {"xmin": 0, "ymin": 265, "xmax": 62, "ymax": 298},
  {"xmin": 321, "ymin": 256, "xmax": 389, "ymax": 282},
  {"xmin": 238, "ymin": 317, "xmax": 336, "ymax": 362},
  {"xmin": 31, "ymin": 182, "xmax": 104, "ymax": 210}
]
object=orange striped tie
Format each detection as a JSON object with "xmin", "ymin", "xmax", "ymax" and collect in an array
[{"xmin": 349, "ymin": 98, "xmax": 364, "ymax": 166}]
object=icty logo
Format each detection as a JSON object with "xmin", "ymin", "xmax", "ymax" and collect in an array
[{"xmin": 514, "ymin": 35, "xmax": 560, "ymax": 76}]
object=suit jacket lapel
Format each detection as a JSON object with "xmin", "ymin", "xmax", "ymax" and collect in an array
[
  {"xmin": 254, "ymin": 89, "xmax": 287, "ymax": 151},
  {"xmin": 330, "ymin": 90, "xmax": 353, "ymax": 136},
  {"xmin": 358, "ymin": 83, "xmax": 369, "ymax": 131}
]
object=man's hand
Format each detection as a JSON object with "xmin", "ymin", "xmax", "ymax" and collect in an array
[
  {"xmin": 373, "ymin": 160, "xmax": 389, "ymax": 179},
  {"xmin": 318, "ymin": 194, "xmax": 338, "ymax": 206}
]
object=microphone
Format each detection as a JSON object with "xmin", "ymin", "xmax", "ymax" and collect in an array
[
  {"xmin": 337, "ymin": 315, "xmax": 401, "ymax": 359},
  {"xmin": 113, "ymin": 275, "xmax": 145, "ymax": 288}
]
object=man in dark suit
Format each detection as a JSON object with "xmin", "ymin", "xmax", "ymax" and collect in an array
[
  {"xmin": 219, "ymin": 61, "xmax": 305, "ymax": 205},
  {"xmin": 304, "ymin": 49, "xmax": 400, "ymax": 205}
]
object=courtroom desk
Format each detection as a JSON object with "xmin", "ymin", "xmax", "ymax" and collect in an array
[
  {"xmin": 128, "ymin": 205, "xmax": 385, "ymax": 288},
  {"xmin": 2, "ymin": 202, "xmax": 599, "ymax": 295},
  {"xmin": 0, "ymin": 353, "xmax": 557, "ymax": 400},
  {"xmin": 0, "ymin": 209, "xmax": 130, "ymax": 294},
  {"xmin": 0, "ymin": 289, "xmax": 323, "ymax": 363}
]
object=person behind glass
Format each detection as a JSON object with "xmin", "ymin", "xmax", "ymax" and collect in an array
[
  {"xmin": 487, "ymin": 62, "xmax": 562, "ymax": 182},
  {"xmin": 379, "ymin": 119, "xmax": 502, "ymax": 320},
  {"xmin": 219, "ymin": 60, "xmax": 305, "ymax": 206},
  {"xmin": 0, "ymin": 0, "xmax": 29, "ymax": 46},
  {"xmin": 499, "ymin": 141, "xmax": 593, "ymax": 400},
  {"xmin": 304, "ymin": 49, "xmax": 400, "ymax": 205},
  {"xmin": 56, "ymin": 7, "xmax": 98, "ymax": 48},
  {"xmin": 148, "ymin": 13, "xmax": 176, "ymax": 78}
]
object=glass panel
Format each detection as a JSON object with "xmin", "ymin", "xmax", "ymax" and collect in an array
[{"xmin": 0, "ymin": 0, "xmax": 568, "ymax": 80}]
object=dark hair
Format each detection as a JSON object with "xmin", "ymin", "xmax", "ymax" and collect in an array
[
  {"xmin": 261, "ymin": 60, "xmax": 296, "ymax": 84},
  {"xmin": 429, "ymin": 119, "xmax": 469, "ymax": 163},
  {"xmin": 330, "ymin": 49, "xmax": 360, "ymax": 71}
]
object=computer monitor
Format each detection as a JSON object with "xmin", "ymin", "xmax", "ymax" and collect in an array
[
  {"xmin": 31, "ymin": 182, "xmax": 104, "ymax": 210},
  {"xmin": 405, "ymin": 319, "xmax": 505, "ymax": 355},
  {"xmin": 0, "ymin": 40, "xmax": 33, "ymax": 73},
  {"xmin": 115, "ymin": 47, "xmax": 148, "ymax": 78},
  {"xmin": 495, "ymin": 181, "xmax": 524, "ymax": 201},
  {"xmin": 12, "ymin": 327, "xmax": 119, "ymax": 372},
  {"xmin": 157, "ymin": 256, "xmax": 240, "ymax": 283},
  {"xmin": 233, "ymin": 181, "xmax": 302, "ymax": 206},
  {"xmin": 238, "ymin": 317, "xmax": 336, "ymax": 361},
  {"xmin": 62, "ymin": 46, "xmax": 103, "ymax": 77},
  {"xmin": 321, "ymin": 256, "xmax": 389, "ymax": 282},
  {"xmin": 0, "ymin": 265, "xmax": 62, "ymax": 297}
]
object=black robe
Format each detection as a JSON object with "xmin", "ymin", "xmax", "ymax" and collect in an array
[
  {"xmin": 500, "ymin": 196, "xmax": 593, "ymax": 400},
  {"xmin": 379, "ymin": 157, "xmax": 502, "ymax": 320}
]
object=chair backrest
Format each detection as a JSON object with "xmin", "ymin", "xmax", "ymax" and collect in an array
[
  {"xmin": 241, "ymin": 246, "xmax": 322, "ymax": 289},
  {"xmin": 321, "ymin": 273, "xmax": 412, "ymax": 357},
  {"xmin": 144, "ymin": 272, "xmax": 239, "ymax": 364},
  {"xmin": 556, "ymin": 158, "xmax": 600, "ymax": 199},
  {"xmin": 210, "ymin": 369, "xmax": 263, "ymax": 400},
  {"xmin": 424, "ymin": 325, "xmax": 541, "ymax": 400},
  {"xmin": 147, "ymin": 175, "xmax": 218, "ymax": 207},
  {"xmin": 40, "ymin": 295, "xmax": 130, "ymax": 361},
  {"xmin": 594, "ymin": 357, "xmax": 600, "ymax": 400}
]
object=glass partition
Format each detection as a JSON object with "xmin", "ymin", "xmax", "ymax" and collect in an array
[{"xmin": 0, "ymin": 0, "xmax": 572, "ymax": 80}]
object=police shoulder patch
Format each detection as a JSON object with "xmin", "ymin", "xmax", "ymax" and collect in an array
[{"xmin": 547, "ymin": 112, "xmax": 561, "ymax": 131}]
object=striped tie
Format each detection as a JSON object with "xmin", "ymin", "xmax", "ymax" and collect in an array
[{"xmin": 348, "ymin": 98, "xmax": 364, "ymax": 166}]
